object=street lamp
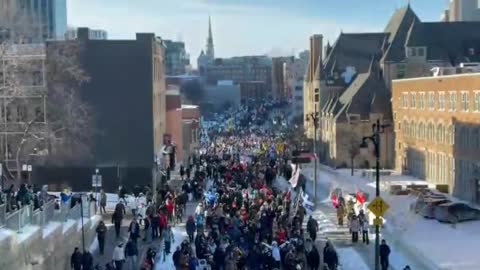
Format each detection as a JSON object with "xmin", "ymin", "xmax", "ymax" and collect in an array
[
  {"xmin": 94, "ymin": 168, "xmax": 99, "ymax": 214},
  {"xmin": 359, "ymin": 118, "xmax": 390, "ymax": 270},
  {"xmin": 305, "ymin": 110, "xmax": 319, "ymax": 206}
]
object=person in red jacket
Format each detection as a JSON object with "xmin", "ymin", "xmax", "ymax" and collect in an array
[
  {"xmin": 166, "ymin": 197, "xmax": 175, "ymax": 223},
  {"xmin": 277, "ymin": 227, "xmax": 287, "ymax": 245}
]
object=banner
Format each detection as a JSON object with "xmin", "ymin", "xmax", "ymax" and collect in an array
[{"xmin": 289, "ymin": 164, "xmax": 301, "ymax": 188}]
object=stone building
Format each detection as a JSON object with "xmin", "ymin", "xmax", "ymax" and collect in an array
[
  {"xmin": 304, "ymin": 4, "xmax": 480, "ymax": 169},
  {"xmin": 392, "ymin": 69, "xmax": 480, "ymax": 203}
]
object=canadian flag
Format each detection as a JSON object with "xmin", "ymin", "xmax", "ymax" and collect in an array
[
  {"xmin": 356, "ymin": 191, "xmax": 366, "ymax": 205},
  {"xmin": 331, "ymin": 193, "xmax": 338, "ymax": 208}
]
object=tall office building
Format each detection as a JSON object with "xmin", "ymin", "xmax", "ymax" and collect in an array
[
  {"xmin": 443, "ymin": 0, "xmax": 480, "ymax": 21},
  {"xmin": 0, "ymin": 0, "xmax": 67, "ymax": 42}
]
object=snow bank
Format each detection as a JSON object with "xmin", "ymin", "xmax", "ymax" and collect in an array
[
  {"xmin": 42, "ymin": 221, "xmax": 61, "ymax": 238},
  {"xmin": 337, "ymin": 247, "xmax": 370, "ymax": 270},
  {"xmin": 313, "ymin": 166, "xmax": 480, "ymax": 270}
]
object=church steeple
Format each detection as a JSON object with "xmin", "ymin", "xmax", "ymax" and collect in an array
[{"xmin": 206, "ymin": 16, "xmax": 215, "ymax": 60}]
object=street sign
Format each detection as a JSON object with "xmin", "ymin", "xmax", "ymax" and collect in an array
[
  {"xmin": 373, "ymin": 216, "xmax": 383, "ymax": 226},
  {"xmin": 91, "ymin": 175, "xmax": 102, "ymax": 187},
  {"xmin": 367, "ymin": 197, "xmax": 390, "ymax": 217}
]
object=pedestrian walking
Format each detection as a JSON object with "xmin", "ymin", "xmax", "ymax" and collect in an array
[
  {"xmin": 125, "ymin": 238, "xmax": 138, "ymax": 270},
  {"xmin": 358, "ymin": 209, "xmax": 369, "ymax": 244},
  {"xmin": 130, "ymin": 196, "xmax": 138, "ymax": 218},
  {"xmin": 164, "ymin": 226, "xmax": 174, "ymax": 256},
  {"xmin": 128, "ymin": 218, "xmax": 140, "ymax": 244},
  {"xmin": 323, "ymin": 242, "xmax": 338, "ymax": 270},
  {"xmin": 112, "ymin": 201, "xmax": 126, "ymax": 238},
  {"xmin": 143, "ymin": 215, "xmax": 150, "ymax": 242},
  {"xmin": 82, "ymin": 251, "xmax": 94, "ymax": 270},
  {"xmin": 100, "ymin": 190, "xmax": 107, "ymax": 215},
  {"xmin": 112, "ymin": 242, "xmax": 126, "ymax": 270},
  {"xmin": 349, "ymin": 215, "xmax": 360, "ymax": 243},
  {"xmin": 380, "ymin": 239, "xmax": 391, "ymax": 270},
  {"xmin": 180, "ymin": 165, "xmax": 185, "ymax": 180},
  {"xmin": 70, "ymin": 247, "xmax": 83, "ymax": 270},
  {"xmin": 305, "ymin": 239, "xmax": 320, "ymax": 270},
  {"xmin": 96, "ymin": 221, "xmax": 108, "ymax": 255},
  {"xmin": 307, "ymin": 215, "xmax": 319, "ymax": 241},
  {"xmin": 186, "ymin": 215, "xmax": 196, "ymax": 241},
  {"xmin": 151, "ymin": 213, "xmax": 160, "ymax": 239}
]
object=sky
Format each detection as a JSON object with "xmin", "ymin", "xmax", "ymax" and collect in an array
[{"xmin": 68, "ymin": 0, "xmax": 447, "ymax": 64}]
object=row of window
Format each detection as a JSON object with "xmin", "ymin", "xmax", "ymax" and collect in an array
[
  {"xmin": 401, "ymin": 91, "xmax": 480, "ymax": 112},
  {"xmin": 0, "ymin": 105, "xmax": 45, "ymax": 123},
  {"xmin": 401, "ymin": 120, "xmax": 454, "ymax": 145},
  {"xmin": 406, "ymin": 149, "xmax": 453, "ymax": 185}
]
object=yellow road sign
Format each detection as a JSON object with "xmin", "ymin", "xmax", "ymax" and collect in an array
[
  {"xmin": 373, "ymin": 217, "xmax": 383, "ymax": 226},
  {"xmin": 367, "ymin": 197, "xmax": 390, "ymax": 217}
]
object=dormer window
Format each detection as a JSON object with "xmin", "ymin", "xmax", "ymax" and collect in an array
[{"xmin": 407, "ymin": 47, "xmax": 426, "ymax": 58}]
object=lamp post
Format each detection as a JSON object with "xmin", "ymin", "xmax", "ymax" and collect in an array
[
  {"xmin": 153, "ymin": 157, "xmax": 160, "ymax": 205},
  {"xmin": 306, "ymin": 110, "xmax": 319, "ymax": 206},
  {"xmin": 359, "ymin": 118, "xmax": 390, "ymax": 270},
  {"xmin": 22, "ymin": 164, "xmax": 32, "ymax": 185},
  {"xmin": 79, "ymin": 196, "xmax": 86, "ymax": 252}
]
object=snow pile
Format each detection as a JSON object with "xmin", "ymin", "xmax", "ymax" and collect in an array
[{"xmin": 336, "ymin": 247, "xmax": 369, "ymax": 270}]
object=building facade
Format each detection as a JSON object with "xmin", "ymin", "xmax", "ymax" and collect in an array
[
  {"xmin": 163, "ymin": 40, "xmax": 189, "ymax": 75},
  {"xmin": 0, "ymin": 44, "xmax": 48, "ymax": 174},
  {"xmin": 443, "ymin": 0, "xmax": 480, "ymax": 22},
  {"xmin": 393, "ymin": 71, "xmax": 480, "ymax": 203},
  {"xmin": 45, "ymin": 28, "xmax": 166, "ymax": 189},
  {"xmin": 197, "ymin": 17, "xmax": 215, "ymax": 75},
  {"xmin": 0, "ymin": 0, "xmax": 67, "ymax": 41},
  {"xmin": 66, "ymin": 28, "xmax": 108, "ymax": 40}
]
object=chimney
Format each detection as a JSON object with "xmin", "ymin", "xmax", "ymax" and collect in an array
[{"xmin": 309, "ymin": 34, "xmax": 323, "ymax": 81}]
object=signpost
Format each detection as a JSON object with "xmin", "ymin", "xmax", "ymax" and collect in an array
[{"xmin": 367, "ymin": 197, "xmax": 390, "ymax": 217}]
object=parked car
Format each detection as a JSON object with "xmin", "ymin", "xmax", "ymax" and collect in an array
[
  {"xmin": 434, "ymin": 202, "xmax": 480, "ymax": 223},
  {"xmin": 411, "ymin": 193, "xmax": 447, "ymax": 214},
  {"xmin": 419, "ymin": 198, "xmax": 450, "ymax": 219}
]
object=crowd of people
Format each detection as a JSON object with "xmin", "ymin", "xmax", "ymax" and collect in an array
[{"xmin": 160, "ymin": 100, "xmax": 340, "ymax": 270}]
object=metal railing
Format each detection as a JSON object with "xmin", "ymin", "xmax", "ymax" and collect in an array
[{"xmin": 2, "ymin": 196, "xmax": 98, "ymax": 233}]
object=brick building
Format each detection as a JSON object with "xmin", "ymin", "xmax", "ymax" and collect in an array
[{"xmin": 392, "ymin": 70, "xmax": 480, "ymax": 203}]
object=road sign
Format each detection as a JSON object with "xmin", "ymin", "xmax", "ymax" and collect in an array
[
  {"xmin": 367, "ymin": 197, "xmax": 390, "ymax": 217},
  {"xmin": 91, "ymin": 175, "xmax": 102, "ymax": 187},
  {"xmin": 373, "ymin": 216, "xmax": 383, "ymax": 226}
]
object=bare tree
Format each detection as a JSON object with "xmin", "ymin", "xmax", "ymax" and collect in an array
[
  {"xmin": 0, "ymin": 11, "xmax": 93, "ymax": 180},
  {"xmin": 345, "ymin": 133, "xmax": 360, "ymax": 176}
]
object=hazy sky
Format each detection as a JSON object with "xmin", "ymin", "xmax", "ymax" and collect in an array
[{"xmin": 68, "ymin": 0, "xmax": 446, "ymax": 62}]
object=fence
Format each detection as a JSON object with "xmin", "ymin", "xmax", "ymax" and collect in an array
[{"xmin": 2, "ymin": 196, "xmax": 98, "ymax": 233}]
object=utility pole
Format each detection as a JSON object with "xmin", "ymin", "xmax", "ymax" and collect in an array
[{"xmin": 306, "ymin": 108, "xmax": 319, "ymax": 206}]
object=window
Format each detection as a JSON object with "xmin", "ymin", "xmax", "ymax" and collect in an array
[
  {"xmin": 402, "ymin": 93, "xmax": 409, "ymax": 108},
  {"xmin": 295, "ymin": 86, "xmax": 302, "ymax": 91},
  {"xmin": 397, "ymin": 64, "xmax": 406, "ymax": 79},
  {"xmin": 295, "ymin": 96, "xmax": 302, "ymax": 101},
  {"xmin": 409, "ymin": 47, "xmax": 417, "ymax": 57},
  {"xmin": 418, "ymin": 47, "xmax": 425, "ymax": 57},
  {"xmin": 420, "ymin": 92, "xmax": 426, "ymax": 110},
  {"xmin": 438, "ymin": 92, "xmax": 445, "ymax": 111},
  {"xmin": 449, "ymin": 92, "xmax": 457, "ymax": 111},
  {"xmin": 474, "ymin": 92, "xmax": 480, "ymax": 112},
  {"xmin": 410, "ymin": 93, "xmax": 416, "ymax": 109},
  {"xmin": 429, "ymin": 92, "xmax": 435, "ymax": 110},
  {"xmin": 461, "ymin": 91, "xmax": 470, "ymax": 112}
]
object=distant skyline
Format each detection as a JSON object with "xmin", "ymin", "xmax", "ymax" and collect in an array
[{"xmin": 68, "ymin": 0, "xmax": 446, "ymax": 64}]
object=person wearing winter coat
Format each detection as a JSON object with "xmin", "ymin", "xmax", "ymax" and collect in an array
[
  {"xmin": 307, "ymin": 216, "xmax": 319, "ymax": 241},
  {"xmin": 112, "ymin": 202, "xmax": 126, "ymax": 238},
  {"xmin": 70, "ymin": 247, "xmax": 83, "ymax": 270},
  {"xmin": 336, "ymin": 203, "xmax": 345, "ymax": 226},
  {"xmin": 96, "ymin": 221, "xmax": 108, "ymax": 255},
  {"xmin": 125, "ymin": 238, "xmax": 138, "ymax": 269},
  {"xmin": 358, "ymin": 210, "xmax": 369, "ymax": 244},
  {"xmin": 151, "ymin": 213, "xmax": 160, "ymax": 239},
  {"xmin": 271, "ymin": 241, "xmax": 281, "ymax": 269},
  {"xmin": 164, "ymin": 226, "xmax": 174, "ymax": 255},
  {"xmin": 82, "ymin": 251, "xmax": 94, "ymax": 270},
  {"xmin": 173, "ymin": 246, "xmax": 182, "ymax": 269},
  {"xmin": 380, "ymin": 239, "xmax": 391, "ymax": 270},
  {"xmin": 128, "ymin": 218, "xmax": 140, "ymax": 244},
  {"xmin": 186, "ymin": 216, "xmax": 196, "ymax": 241},
  {"xmin": 213, "ymin": 246, "xmax": 226, "ymax": 270},
  {"xmin": 305, "ymin": 239, "xmax": 320, "ymax": 270},
  {"xmin": 349, "ymin": 215, "xmax": 361, "ymax": 243},
  {"xmin": 323, "ymin": 242, "xmax": 338, "ymax": 270},
  {"xmin": 112, "ymin": 243, "xmax": 125, "ymax": 270}
]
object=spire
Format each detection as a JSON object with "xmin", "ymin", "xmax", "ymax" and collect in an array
[{"xmin": 206, "ymin": 16, "xmax": 215, "ymax": 60}]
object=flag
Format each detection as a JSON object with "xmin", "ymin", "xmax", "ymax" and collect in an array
[
  {"xmin": 289, "ymin": 164, "xmax": 301, "ymax": 188},
  {"xmin": 356, "ymin": 191, "xmax": 366, "ymax": 205},
  {"xmin": 331, "ymin": 193, "xmax": 338, "ymax": 208},
  {"xmin": 302, "ymin": 192, "xmax": 314, "ymax": 213}
]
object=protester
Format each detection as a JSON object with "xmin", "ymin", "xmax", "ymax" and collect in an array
[
  {"xmin": 112, "ymin": 202, "xmax": 126, "ymax": 238},
  {"xmin": 307, "ymin": 215, "xmax": 319, "ymax": 241},
  {"xmin": 186, "ymin": 215, "xmax": 196, "ymax": 241},
  {"xmin": 349, "ymin": 214, "xmax": 361, "ymax": 243},
  {"xmin": 124, "ymin": 238, "xmax": 138, "ymax": 270},
  {"xmin": 96, "ymin": 221, "xmax": 107, "ymax": 255},
  {"xmin": 164, "ymin": 225, "xmax": 174, "ymax": 255},
  {"xmin": 82, "ymin": 251, "xmax": 94, "ymax": 270},
  {"xmin": 112, "ymin": 242, "xmax": 125, "ymax": 270},
  {"xmin": 323, "ymin": 241, "xmax": 338, "ymax": 270},
  {"xmin": 70, "ymin": 247, "xmax": 83, "ymax": 270},
  {"xmin": 128, "ymin": 218, "xmax": 141, "ymax": 244}
]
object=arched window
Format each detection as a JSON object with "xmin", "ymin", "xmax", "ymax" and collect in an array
[
  {"xmin": 437, "ymin": 123, "xmax": 443, "ymax": 143},
  {"xmin": 427, "ymin": 123, "xmax": 433, "ymax": 141},
  {"xmin": 403, "ymin": 120, "xmax": 408, "ymax": 137},
  {"xmin": 419, "ymin": 122, "xmax": 425, "ymax": 139}
]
